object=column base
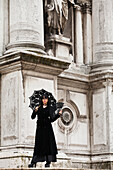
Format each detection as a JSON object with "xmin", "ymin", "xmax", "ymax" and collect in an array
[
  {"xmin": 90, "ymin": 61, "xmax": 113, "ymax": 74},
  {"xmin": 0, "ymin": 146, "xmax": 72, "ymax": 168},
  {"xmin": 5, "ymin": 41, "xmax": 46, "ymax": 55}
]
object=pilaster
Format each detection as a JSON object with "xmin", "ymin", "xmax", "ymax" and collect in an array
[
  {"xmin": 82, "ymin": 2, "xmax": 92, "ymax": 64},
  {"xmin": 89, "ymin": 73, "xmax": 113, "ymax": 169},
  {"xmin": 74, "ymin": 4, "xmax": 84, "ymax": 65}
]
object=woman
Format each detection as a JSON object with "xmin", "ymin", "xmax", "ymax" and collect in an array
[{"xmin": 28, "ymin": 93, "xmax": 62, "ymax": 168}]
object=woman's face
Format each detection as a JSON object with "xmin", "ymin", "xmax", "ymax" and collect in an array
[{"xmin": 42, "ymin": 98, "xmax": 48, "ymax": 105}]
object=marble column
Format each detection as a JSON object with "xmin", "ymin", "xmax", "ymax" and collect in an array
[
  {"xmin": 0, "ymin": 0, "xmax": 4, "ymax": 56},
  {"xmin": 83, "ymin": 3, "xmax": 92, "ymax": 65},
  {"xmin": 74, "ymin": 4, "xmax": 84, "ymax": 65},
  {"xmin": 6, "ymin": 0, "xmax": 44, "ymax": 54},
  {"xmin": 93, "ymin": 0, "xmax": 113, "ymax": 63}
]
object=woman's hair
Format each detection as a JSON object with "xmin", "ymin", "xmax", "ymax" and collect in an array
[
  {"xmin": 41, "ymin": 93, "xmax": 50, "ymax": 106},
  {"xmin": 42, "ymin": 93, "xmax": 48, "ymax": 99}
]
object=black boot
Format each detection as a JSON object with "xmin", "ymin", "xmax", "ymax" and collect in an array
[
  {"xmin": 28, "ymin": 162, "xmax": 36, "ymax": 168},
  {"xmin": 45, "ymin": 162, "xmax": 50, "ymax": 168}
]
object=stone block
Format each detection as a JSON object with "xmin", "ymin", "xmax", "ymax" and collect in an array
[{"xmin": 45, "ymin": 35, "xmax": 72, "ymax": 62}]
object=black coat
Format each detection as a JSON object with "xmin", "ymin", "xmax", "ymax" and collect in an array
[{"xmin": 31, "ymin": 105, "xmax": 60, "ymax": 163}]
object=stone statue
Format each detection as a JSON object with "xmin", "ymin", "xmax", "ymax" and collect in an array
[{"xmin": 45, "ymin": 0, "xmax": 74, "ymax": 35}]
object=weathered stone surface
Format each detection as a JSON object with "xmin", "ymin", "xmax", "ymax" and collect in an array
[
  {"xmin": 6, "ymin": 0, "xmax": 44, "ymax": 54},
  {"xmin": 45, "ymin": 35, "xmax": 72, "ymax": 62},
  {"xmin": 1, "ymin": 0, "xmax": 113, "ymax": 169},
  {"xmin": 0, "ymin": 51, "xmax": 70, "ymax": 75},
  {"xmin": 93, "ymin": 0, "xmax": 113, "ymax": 63}
]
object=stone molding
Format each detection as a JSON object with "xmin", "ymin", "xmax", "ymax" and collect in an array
[
  {"xmin": 2, "ymin": 51, "xmax": 113, "ymax": 86},
  {"xmin": 74, "ymin": 4, "xmax": 82, "ymax": 11},
  {"xmin": 74, "ymin": 2, "xmax": 92, "ymax": 14},
  {"xmin": 82, "ymin": 2, "xmax": 92, "ymax": 14},
  {"xmin": 5, "ymin": 42, "xmax": 45, "ymax": 55},
  {"xmin": 0, "ymin": 51, "xmax": 70, "ymax": 75},
  {"xmin": 58, "ymin": 105, "xmax": 78, "ymax": 134}
]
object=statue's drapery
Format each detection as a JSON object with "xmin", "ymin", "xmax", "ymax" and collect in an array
[{"xmin": 45, "ymin": 0, "xmax": 74, "ymax": 35}]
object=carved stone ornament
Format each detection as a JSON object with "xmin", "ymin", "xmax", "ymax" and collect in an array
[
  {"xmin": 61, "ymin": 108, "xmax": 73, "ymax": 126},
  {"xmin": 82, "ymin": 2, "xmax": 92, "ymax": 14},
  {"xmin": 74, "ymin": 2, "xmax": 92, "ymax": 14},
  {"xmin": 58, "ymin": 105, "xmax": 77, "ymax": 134}
]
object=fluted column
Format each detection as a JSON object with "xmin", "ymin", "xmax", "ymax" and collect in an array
[
  {"xmin": 74, "ymin": 5, "xmax": 84, "ymax": 65},
  {"xmin": 83, "ymin": 2, "xmax": 92, "ymax": 64},
  {"xmin": 6, "ymin": 0, "xmax": 44, "ymax": 53},
  {"xmin": 93, "ymin": 0, "xmax": 113, "ymax": 63}
]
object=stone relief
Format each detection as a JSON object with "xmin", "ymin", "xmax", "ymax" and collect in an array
[
  {"xmin": 61, "ymin": 107, "xmax": 73, "ymax": 126},
  {"xmin": 45, "ymin": 0, "xmax": 74, "ymax": 35},
  {"xmin": 58, "ymin": 104, "xmax": 78, "ymax": 134}
]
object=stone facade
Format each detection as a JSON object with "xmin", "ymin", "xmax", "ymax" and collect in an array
[{"xmin": 0, "ymin": 0, "xmax": 113, "ymax": 169}]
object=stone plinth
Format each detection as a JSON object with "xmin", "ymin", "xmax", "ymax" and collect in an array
[
  {"xmin": 45, "ymin": 35, "xmax": 72, "ymax": 62},
  {"xmin": 0, "ymin": 51, "xmax": 70, "ymax": 168}
]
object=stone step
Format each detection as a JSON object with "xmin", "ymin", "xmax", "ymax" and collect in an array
[
  {"xmin": 0, "ymin": 169, "xmax": 86, "ymax": 170},
  {"xmin": 0, "ymin": 169, "xmax": 80, "ymax": 170},
  {"xmin": 0, "ymin": 169, "xmax": 99, "ymax": 170},
  {"xmin": 0, "ymin": 168, "xmax": 86, "ymax": 170}
]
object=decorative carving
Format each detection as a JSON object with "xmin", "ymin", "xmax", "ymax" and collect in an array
[
  {"xmin": 45, "ymin": 0, "xmax": 74, "ymax": 36},
  {"xmin": 58, "ymin": 105, "xmax": 77, "ymax": 134},
  {"xmin": 103, "ymin": 79, "xmax": 113, "ymax": 88},
  {"xmin": 74, "ymin": 2, "xmax": 92, "ymax": 14},
  {"xmin": 82, "ymin": 2, "xmax": 92, "ymax": 14},
  {"xmin": 74, "ymin": 4, "xmax": 82, "ymax": 11},
  {"xmin": 61, "ymin": 108, "xmax": 73, "ymax": 126}
]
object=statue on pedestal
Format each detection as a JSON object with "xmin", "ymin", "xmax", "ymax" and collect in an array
[{"xmin": 45, "ymin": 0, "xmax": 74, "ymax": 35}]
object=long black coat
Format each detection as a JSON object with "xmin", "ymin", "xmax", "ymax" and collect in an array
[{"xmin": 31, "ymin": 105, "xmax": 60, "ymax": 163}]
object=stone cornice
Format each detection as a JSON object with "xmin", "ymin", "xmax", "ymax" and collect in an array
[
  {"xmin": 0, "ymin": 51, "xmax": 70, "ymax": 75},
  {"xmin": 1, "ymin": 51, "xmax": 113, "ymax": 89},
  {"xmin": 58, "ymin": 63, "xmax": 113, "ymax": 90}
]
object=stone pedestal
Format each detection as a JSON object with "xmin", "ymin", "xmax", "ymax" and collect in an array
[
  {"xmin": 0, "ymin": 51, "xmax": 70, "ymax": 168},
  {"xmin": 5, "ymin": 0, "xmax": 45, "ymax": 54},
  {"xmin": 45, "ymin": 35, "xmax": 72, "ymax": 62}
]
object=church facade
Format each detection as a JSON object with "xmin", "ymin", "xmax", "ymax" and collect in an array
[{"xmin": 0, "ymin": 0, "xmax": 113, "ymax": 169}]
